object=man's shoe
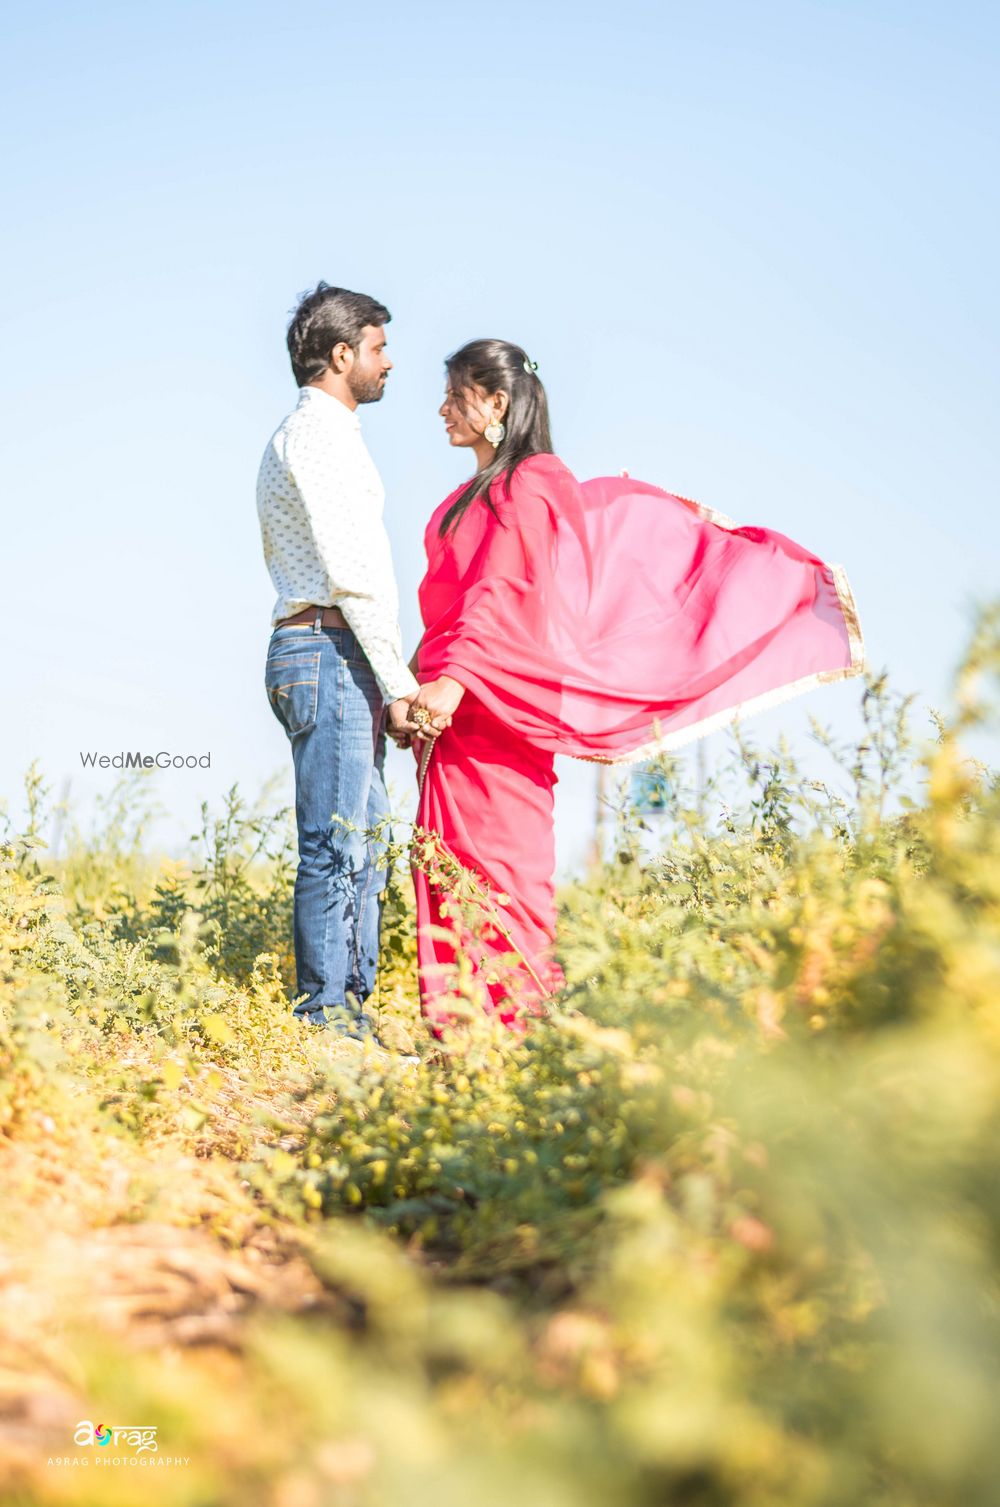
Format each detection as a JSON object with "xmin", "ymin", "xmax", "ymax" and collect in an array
[
  {"xmin": 355, "ymin": 1036, "xmax": 421, "ymax": 1071},
  {"xmin": 305, "ymin": 1030, "xmax": 419, "ymax": 1073}
]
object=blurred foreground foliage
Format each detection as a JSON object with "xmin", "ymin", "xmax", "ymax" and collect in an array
[{"xmin": 2, "ymin": 612, "xmax": 1000, "ymax": 1506}]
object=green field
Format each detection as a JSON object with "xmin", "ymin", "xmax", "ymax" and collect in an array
[{"xmin": 1, "ymin": 619, "xmax": 998, "ymax": 1507}]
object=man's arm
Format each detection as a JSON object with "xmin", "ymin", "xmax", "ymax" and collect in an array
[{"xmin": 284, "ymin": 429, "xmax": 418, "ymax": 704}]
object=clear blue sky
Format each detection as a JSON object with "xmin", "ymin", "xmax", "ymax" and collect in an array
[{"xmin": 2, "ymin": 1, "xmax": 997, "ymax": 870}]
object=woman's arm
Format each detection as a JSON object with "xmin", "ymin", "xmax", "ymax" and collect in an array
[
  {"xmin": 404, "ymin": 634, "xmax": 457, "ymax": 739},
  {"xmin": 413, "ymin": 458, "xmax": 575, "ymax": 737}
]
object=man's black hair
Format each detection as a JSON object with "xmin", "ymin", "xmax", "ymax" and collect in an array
[{"xmin": 286, "ymin": 282, "xmax": 391, "ymax": 386}]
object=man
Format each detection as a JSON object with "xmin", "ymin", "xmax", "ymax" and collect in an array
[{"xmin": 257, "ymin": 283, "xmax": 429, "ymax": 1043}]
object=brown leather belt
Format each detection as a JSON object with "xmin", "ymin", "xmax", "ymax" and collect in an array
[{"xmin": 275, "ymin": 605, "xmax": 348, "ymax": 629}]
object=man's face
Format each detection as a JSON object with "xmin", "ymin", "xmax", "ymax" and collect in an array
[{"xmin": 347, "ymin": 324, "xmax": 392, "ymax": 404}]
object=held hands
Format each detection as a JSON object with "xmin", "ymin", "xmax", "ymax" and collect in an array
[
  {"xmin": 386, "ymin": 697, "xmax": 422, "ymax": 748},
  {"xmin": 409, "ymin": 675, "xmax": 465, "ymax": 731},
  {"xmin": 386, "ymin": 677, "xmax": 464, "ymax": 748}
]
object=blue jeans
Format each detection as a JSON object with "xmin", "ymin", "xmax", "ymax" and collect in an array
[{"xmin": 265, "ymin": 617, "xmax": 389, "ymax": 1034}]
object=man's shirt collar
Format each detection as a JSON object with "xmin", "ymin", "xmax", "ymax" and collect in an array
[{"xmin": 296, "ymin": 385, "xmax": 362, "ymax": 431}]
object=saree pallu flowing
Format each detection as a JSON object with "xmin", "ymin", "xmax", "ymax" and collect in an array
[{"xmin": 414, "ymin": 453, "xmax": 864, "ymax": 1033}]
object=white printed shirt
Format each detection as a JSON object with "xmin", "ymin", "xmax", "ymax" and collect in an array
[{"xmin": 257, "ymin": 385, "xmax": 418, "ymax": 703}]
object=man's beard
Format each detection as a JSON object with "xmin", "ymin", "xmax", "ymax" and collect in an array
[{"xmin": 348, "ymin": 366, "xmax": 386, "ymax": 404}]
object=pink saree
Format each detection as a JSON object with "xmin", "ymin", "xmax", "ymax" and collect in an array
[{"xmin": 413, "ymin": 453, "xmax": 864, "ymax": 1033}]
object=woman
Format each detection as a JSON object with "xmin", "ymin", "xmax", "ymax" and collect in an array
[{"xmin": 406, "ymin": 339, "xmax": 864, "ymax": 1038}]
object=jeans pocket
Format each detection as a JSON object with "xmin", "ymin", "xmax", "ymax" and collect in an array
[{"xmin": 265, "ymin": 639, "xmax": 320, "ymax": 736}]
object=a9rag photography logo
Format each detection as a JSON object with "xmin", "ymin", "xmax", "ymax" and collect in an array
[{"xmin": 46, "ymin": 1420, "xmax": 190, "ymax": 1470}]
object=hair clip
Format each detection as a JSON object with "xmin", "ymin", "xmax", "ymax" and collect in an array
[{"xmin": 522, "ymin": 358, "xmax": 539, "ymax": 374}]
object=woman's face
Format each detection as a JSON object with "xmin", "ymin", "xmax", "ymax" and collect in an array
[{"xmin": 439, "ymin": 381, "xmax": 506, "ymax": 448}]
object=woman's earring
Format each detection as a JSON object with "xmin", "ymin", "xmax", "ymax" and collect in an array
[{"xmin": 483, "ymin": 415, "xmax": 506, "ymax": 448}]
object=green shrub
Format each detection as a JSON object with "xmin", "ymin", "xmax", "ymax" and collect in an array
[{"xmin": 2, "ymin": 618, "xmax": 1000, "ymax": 1506}]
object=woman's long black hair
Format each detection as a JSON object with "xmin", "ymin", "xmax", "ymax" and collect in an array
[{"xmin": 439, "ymin": 338, "xmax": 553, "ymax": 535}]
